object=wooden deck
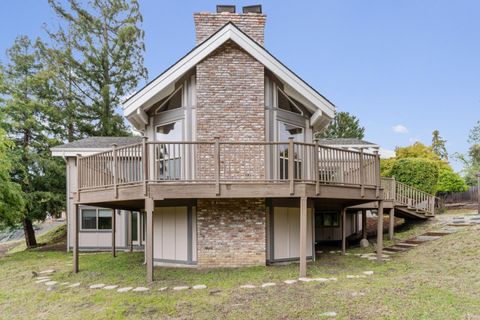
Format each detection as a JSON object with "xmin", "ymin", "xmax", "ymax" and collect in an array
[{"xmin": 75, "ymin": 138, "xmax": 382, "ymax": 206}]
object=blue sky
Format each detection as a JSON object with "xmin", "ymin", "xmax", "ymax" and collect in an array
[{"xmin": 1, "ymin": 1, "xmax": 479, "ymax": 171}]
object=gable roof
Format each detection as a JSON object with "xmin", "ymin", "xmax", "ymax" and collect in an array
[
  {"xmin": 51, "ymin": 136, "xmax": 143, "ymax": 157},
  {"xmin": 123, "ymin": 22, "xmax": 336, "ymax": 130}
]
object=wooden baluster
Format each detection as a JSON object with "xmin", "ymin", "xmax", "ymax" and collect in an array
[
  {"xmin": 112, "ymin": 144, "xmax": 118, "ymax": 199},
  {"xmin": 288, "ymin": 138, "xmax": 295, "ymax": 195}
]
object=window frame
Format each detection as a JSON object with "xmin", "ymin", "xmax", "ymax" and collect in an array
[
  {"xmin": 80, "ymin": 208, "xmax": 113, "ymax": 231},
  {"xmin": 276, "ymin": 87, "xmax": 304, "ymax": 116},
  {"xmin": 318, "ymin": 211, "xmax": 340, "ymax": 228},
  {"xmin": 154, "ymin": 85, "xmax": 184, "ymax": 114}
]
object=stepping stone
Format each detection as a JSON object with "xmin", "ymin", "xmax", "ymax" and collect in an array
[
  {"xmin": 173, "ymin": 286, "xmax": 189, "ymax": 291},
  {"xmin": 60, "ymin": 282, "xmax": 70, "ymax": 286},
  {"xmin": 103, "ymin": 285, "xmax": 118, "ymax": 290},
  {"xmin": 35, "ymin": 276, "xmax": 51, "ymax": 280},
  {"xmin": 329, "ymin": 277, "xmax": 338, "ymax": 281},
  {"xmin": 395, "ymin": 243, "xmax": 418, "ymax": 248},
  {"xmin": 261, "ymin": 282, "xmax": 276, "ymax": 288},
  {"xmin": 240, "ymin": 284, "xmax": 256, "ymax": 289},
  {"xmin": 36, "ymin": 279, "xmax": 50, "ymax": 284},
  {"xmin": 363, "ymin": 271, "xmax": 374, "ymax": 276},
  {"xmin": 132, "ymin": 287, "xmax": 150, "ymax": 292},
  {"xmin": 89, "ymin": 284, "xmax": 105, "ymax": 289},
  {"xmin": 329, "ymin": 251, "xmax": 335, "ymax": 254},
  {"xmin": 192, "ymin": 285, "xmax": 207, "ymax": 290},
  {"xmin": 158, "ymin": 287, "xmax": 168, "ymax": 291},
  {"xmin": 67, "ymin": 283, "xmax": 81, "ymax": 288},
  {"xmin": 415, "ymin": 235, "xmax": 441, "ymax": 241},
  {"xmin": 117, "ymin": 287, "xmax": 133, "ymax": 293},
  {"xmin": 312, "ymin": 278, "xmax": 329, "ymax": 282},
  {"xmin": 39, "ymin": 269, "xmax": 55, "ymax": 274},
  {"xmin": 298, "ymin": 277, "xmax": 314, "ymax": 282},
  {"xmin": 320, "ymin": 311, "xmax": 337, "ymax": 317},
  {"xmin": 284, "ymin": 280, "xmax": 297, "ymax": 285},
  {"xmin": 45, "ymin": 281, "xmax": 58, "ymax": 286}
]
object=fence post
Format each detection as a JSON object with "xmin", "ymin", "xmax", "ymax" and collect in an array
[
  {"xmin": 142, "ymin": 137, "xmax": 148, "ymax": 197},
  {"xmin": 112, "ymin": 144, "xmax": 118, "ymax": 199},
  {"xmin": 288, "ymin": 137, "xmax": 295, "ymax": 195},
  {"xmin": 374, "ymin": 150, "xmax": 380, "ymax": 198},
  {"xmin": 214, "ymin": 137, "xmax": 220, "ymax": 196},
  {"xmin": 359, "ymin": 148, "xmax": 365, "ymax": 198},
  {"xmin": 314, "ymin": 139, "xmax": 320, "ymax": 196}
]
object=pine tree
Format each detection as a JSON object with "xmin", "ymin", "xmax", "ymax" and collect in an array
[
  {"xmin": 316, "ymin": 111, "xmax": 365, "ymax": 139},
  {"xmin": 47, "ymin": 0, "xmax": 148, "ymax": 137},
  {"xmin": 431, "ymin": 130, "xmax": 448, "ymax": 160},
  {"xmin": 0, "ymin": 36, "xmax": 65, "ymax": 247}
]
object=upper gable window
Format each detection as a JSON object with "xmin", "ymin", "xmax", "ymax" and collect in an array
[
  {"xmin": 277, "ymin": 88, "xmax": 303, "ymax": 115},
  {"xmin": 155, "ymin": 86, "xmax": 183, "ymax": 114}
]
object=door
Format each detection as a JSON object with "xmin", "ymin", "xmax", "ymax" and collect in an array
[
  {"xmin": 155, "ymin": 120, "xmax": 184, "ymax": 180},
  {"xmin": 153, "ymin": 206, "xmax": 189, "ymax": 262}
]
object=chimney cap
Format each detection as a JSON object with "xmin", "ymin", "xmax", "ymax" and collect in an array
[
  {"xmin": 242, "ymin": 5, "xmax": 262, "ymax": 14},
  {"xmin": 216, "ymin": 5, "xmax": 236, "ymax": 13}
]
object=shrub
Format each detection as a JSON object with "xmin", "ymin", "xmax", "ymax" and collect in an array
[
  {"xmin": 436, "ymin": 167, "xmax": 469, "ymax": 193},
  {"xmin": 390, "ymin": 158, "xmax": 439, "ymax": 194}
]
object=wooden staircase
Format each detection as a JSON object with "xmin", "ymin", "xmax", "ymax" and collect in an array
[{"xmin": 381, "ymin": 177, "xmax": 436, "ymax": 220}]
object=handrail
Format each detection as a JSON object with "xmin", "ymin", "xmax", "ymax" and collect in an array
[{"xmin": 77, "ymin": 139, "xmax": 382, "ymax": 195}]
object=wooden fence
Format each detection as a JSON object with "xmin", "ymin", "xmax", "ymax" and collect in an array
[{"xmin": 439, "ymin": 186, "xmax": 479, "ymax": 204}]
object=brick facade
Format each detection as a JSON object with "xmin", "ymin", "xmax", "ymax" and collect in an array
[
  {"xmin": 196, "ymin": 198, "xmax": 266, "ymax": 267},
  {"xmin": 194, "ymin": 12, "xmax": 267, "ymax": 268},
  {"xmin": 194, "ymin": 12, "xmax": 266, "ymax": 45}
]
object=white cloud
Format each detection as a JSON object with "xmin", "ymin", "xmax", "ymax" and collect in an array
[
  {"xmin": 392, "ymin": 124, "xmax": 409, "ymax": 134},
  {"xmin": 379, "ymin": 148, "xmax": 396, "ymax": 159}
]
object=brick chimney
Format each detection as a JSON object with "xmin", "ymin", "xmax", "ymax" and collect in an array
[{"xmin": 193, "ymin": 9, "xmax": 266, "ymax": 45}]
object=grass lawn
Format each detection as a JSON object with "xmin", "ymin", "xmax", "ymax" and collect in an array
[{"xmin": 1, "ymin": 212, "xmax": 480, "ymax": 319}]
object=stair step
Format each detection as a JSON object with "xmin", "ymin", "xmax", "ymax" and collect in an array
[
  {"xmin": 383, "ymin": 247, "xmax": 406, "ymax": 253},
  {"xmin": 395, "ymin": 243, "xmax": 418, "ymax": 248},
  {"xmin": 404, "ymin": 239, "xmax": 427, "ymax": 245},
  {"xmin": 423, "ymin": 231, "xmax": 450, "ymax": 237}
]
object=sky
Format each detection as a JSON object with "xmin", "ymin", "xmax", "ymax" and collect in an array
[{"xmin": 0, "ymin": 0, "xmax": 479, "ymax": 171}]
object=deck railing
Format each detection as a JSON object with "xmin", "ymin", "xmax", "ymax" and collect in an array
[
  {"xmin": 77, "ymin": 138, "xmax": 381, "ymax": 196},
  {"xmin": 381, "ymin": 177, "xmax": 436, "ymax": 216}
]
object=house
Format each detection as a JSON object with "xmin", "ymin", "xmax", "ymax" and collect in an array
[{"xmin": 52, "ymin": 5, "xmax": 390, "ymax": 282}]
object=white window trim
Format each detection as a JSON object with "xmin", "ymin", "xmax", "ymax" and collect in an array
[
  {"xmin": 276, "ymin": 119, "xmax": 305, "ymax": 143},
  {"xmin": 80, "ymin": 208, "xmax": 113, "ymax": 231}
]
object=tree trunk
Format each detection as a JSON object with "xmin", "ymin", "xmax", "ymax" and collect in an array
[{"xmin": 23, "ymin": 218, "xmax": 37, "ymax": 248}]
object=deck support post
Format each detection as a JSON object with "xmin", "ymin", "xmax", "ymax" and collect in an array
[
  {"xmin": 361, "ymin": 209, "xmax": 367, "ymax": 240},
  {"xmin": 73, "ymin": 203, "xmax": 79, "ymax": 273},
  {"xmin": 112, "ymin": 210, "xmax": 116, "ymax": 257},
  {"xmin": 376, "ymin": 201, "xmax": 384, "ymax": 262},
  {"xmin": 299, "ymin": 197, "xmax": 308, "ymax": 278},
  {"xmin": 388, "ymin": 208, "xmax": 395, "ymax": 241},
  {"xmin": 288, "ymin": 137, "xmax": 295, "ymax": 195},
  {"xmin": 341, "ymin": 207, "xmax": 347, "ymax": 255},
  {"xmin": 129, "ymin": 210, "xmax": 133, "ymax": 252},
  {"xmin": 145, "ymin": 198, "xmax": 154, "ymax": 283}
]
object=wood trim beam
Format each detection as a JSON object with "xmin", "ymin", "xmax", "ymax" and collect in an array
[
  {"xmin": 362, "ymin": 209, "xmax": 367, "ymax": 240},
  {"xmin": 73, "ymin": 204, "xmax": 79, "ymax": 273},
  {"xmin": 341, "ymin": 207, "xmax": 347, "ymax": 255},
  {"xmin": 389, "ymin": 208, "xmax": 395, "ymax": 241},
  {"xmin": 112, "ymin": 210, "xmax": 116, "ymax": 257}
]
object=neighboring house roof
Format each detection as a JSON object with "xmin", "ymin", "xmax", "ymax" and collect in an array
[
  {"xmin": 123, "ymin": 22, "xmax": 336, "ymax": 130},
  {"xmin": 51, "ymin": 136, "xmax": 143, "ymax": 157},
  {"xmin": 318, "ymin": 138, "xmax": 377, "ymax": 146}
]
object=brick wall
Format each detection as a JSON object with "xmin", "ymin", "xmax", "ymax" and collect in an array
[
  {"xmin": 196, "ymin": 198, "xmax": 266, "ymax": 267},
  {"xmin": 193, "ymin": 12, "xmax": 266, "ymax": 45}
]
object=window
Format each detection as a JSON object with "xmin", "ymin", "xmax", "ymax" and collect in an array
[
  {"xmin": 155, "ymin": 121, "xmax": 183, "ymax": 180},
  {"xmin": 278, "ymin": 121, "xmax": 304, "ymax": 179},
  {"xmin": 155, "ymin": 86, "xmax": 182, "ymax": 113},
  {"xmin": 277, "ymin": 88, "xmax": 303, "ymax": 115},
  {"xmin": 317, "ymin": 211, "xmax": 340, "ymax": 228},
  {"xmin": 278, "ymin": 122, "xmax": 304, "ymax": 143},
  {"xmin": 81, "ymin": 208, "xmax": 113, "ymax": 230}
]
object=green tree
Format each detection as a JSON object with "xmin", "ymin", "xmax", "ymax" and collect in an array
[
  {"xmin": 469, "ymin": 120, "xmax": 480, "ymax": 144},
  {"xmin": 431, "ymin": 130, "xmax": 448, "ymax": 160},
  {"xmin": 47, "ymin": 0, "xmax": 148, "ymax": 137},
  {"xmin": 395, "ymin": 142, "xmax": 440, "ymax": 161},
  {"xmin": 0, "ymin": 36, "xmax": 65, "ymax": 247},
  {"xmin": 458, "ymin": 144, "xmax": 480, "ymax": 186},
  {"xmin": 436, "ymin": 166, "xmax": 468, "ymax": 193},
  {"xmin": 0, "ymin": 123, "xmax": 25, "ymax": 229},
  {"xmin": 316, "ymin": 111, "xmax": 365, "ymax": 139}
]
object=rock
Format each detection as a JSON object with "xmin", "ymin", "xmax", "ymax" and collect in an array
[
  {"xmin": 329, "ymin": 251, "xmax": 335, "ymax": 254},
  {"xmin": 158, "ymin": 287, "xmax": 168, "ymax": 291},
  {"xmin": 261, "ymin": 283, "xmax": 276, "ymax": 288},
  {"xmin": 67, "ymin": 283, "xmax": 81, "ymax": 288},
  {"xmin": 132, "ymin": 287, "xmax": 150, "ymax": 292},
  {"xmin": 240, "ymin": 284, "xmax": 256, "ymax": 289},
  {"xmin": 363, "ymin": 271, "xmax": 374, "ymax": 276},
  {"xmin": 103, "ymin": 285, "xmax": 118, "ymax": 290},
  {"xmin": 35, "ymin": 276, "xmax": 51, "ymax": 280},
  {"xmin": 298, "ymin": 277, "xmax": 314, "ymax": 282},
  {"xmin": 192, "ymin": 284, "xmax": 207, "ymax": 290},
  {"xmin": 35, "ymin": 279, "xmax": 50, "ymax": 284},
  {"xmin": 45, "ymin": 281, "xmax": 58, "ymax": 286},
  {"xmin": 117, "ymin": 287, "xmax": 133, "ymax": 293},
  {"xmin": 173, "ymin": 286, "xmax": 189, "ymax": 291},
  {"xmin": 346, "ymin": 275, "xmax": 357, "ymax": 279},
  {"xmin": 284, "ymin": 280, "xmax": 297, "ymax": 285},
  {"xmin": 39, "ymin": 269, "xmax": 55, "ymax": 274},
  {"xmin": 329, "ymin": 277, "xmax": 338, "ymax": 281},
  {"xmin": 320, "ymin": 311, "xmax": 337, "ymax": 317},
  {"xmin": 89, "ymin": 284, "xmax": 105, "ymax": 289},
  {"xmin": 360, "ymin": 239, "xmax": 370, "ymax": 248},
  {"xmin": 312, "ymin": 278, "xmax": 329, "ymax": 282},
  {"xmin": 60, "ymin": 282, "xmax": 70, "ymax": 286},
  {"xmin": 32, "ymin": 271, "xmax": 39, "ymax": 278}
]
